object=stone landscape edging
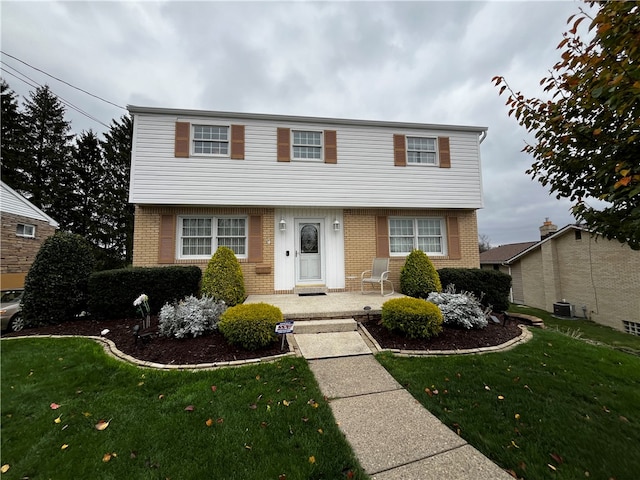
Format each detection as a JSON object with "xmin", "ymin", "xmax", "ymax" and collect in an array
[
  {"xmin": 360, "ymin": 324, "xmax": 534, "ymax": 357},
  {"xmin": 1, "ymin": 334, "xmax": 296, "ymax": 370}
]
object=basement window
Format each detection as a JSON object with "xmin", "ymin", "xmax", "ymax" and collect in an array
[{"xmin": 622, "ymin": 320, "xmax": 640, "ymax": 336}]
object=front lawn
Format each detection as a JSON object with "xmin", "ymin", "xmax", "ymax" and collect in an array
[
  {"xmin": 1, "ymin": 337, "xmax": 367, "ymax": 480},
  {"xmin": 377, "ymin": 327, "xmax": 640, "ymax": 480}
]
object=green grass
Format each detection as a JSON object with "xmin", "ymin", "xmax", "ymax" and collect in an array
[
  {"xmin": 377, "ymin": 328, "xmax": 640, "ymax": 480},
  {"xmin": 509, "ymin": 304, "xmax": 640, "ymax": 353},
  {"xmin": 1, "ymin": 337, "xmax": 367, "ymax": 480}
]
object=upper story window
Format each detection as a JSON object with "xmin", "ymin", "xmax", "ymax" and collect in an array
[
  {"xmin": 178, "ymin": 216, "xmax": 246, "ymax": 259},
  {"xmin": 16, "ymin": 223, "xmax": 36, "ymax": 238},
  {"xmin": 292, "ymin": 130, "xmax": 322, "ymax": 160},
  {"xmin": 192, "ymin": 125, "xmax": 229, "ymax": 156},
  {"xmin": 389, "ymin": 217, "xmax": 445, "ymax": 255},
  {"xmin": 406, "ymin": 137, "xmax": 437, "ymax": 165}
]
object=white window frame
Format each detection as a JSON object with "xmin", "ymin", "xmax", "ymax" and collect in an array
[
  {"xmin": 177, "ymin": 215, "xmax": 247, "ymax": 260},
  {"xmin": 388, "ymin": 217, "xmax": 447, "ymax": 256},
  {"xmin": 292, "ymin": 130, "xmax": 323, "ymax": 161},
  {"xmin": 406, "ymin": 136, "xmax": 438, "ymax": 165},
  {"xmin": 16, "ymin": 223, "xmax": 36, "ymax": 238},
  {"xmin": 191, "ymin": 124, "xmax": 230, "ymax": 157}
]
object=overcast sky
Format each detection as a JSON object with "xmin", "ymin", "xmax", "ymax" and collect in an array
[{"xmin": 1, "ymin": 0, "xmax": 596, "ymax": 246}]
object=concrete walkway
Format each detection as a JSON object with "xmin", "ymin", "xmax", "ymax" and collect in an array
[{"xmin": 293, "ymin": 329, "xmax": 513, "ymax": 479}]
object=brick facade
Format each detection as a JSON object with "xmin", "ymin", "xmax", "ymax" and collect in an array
[
  {"xmin": 519, "ymin": 228, "xmax": 640, "ymax": 332},
  {"xmin": 133, "ymin": 205, "xmax": 480, "ymax": 296},
  {"xmin": 1, "ymin": 212, "xmax": 57, "ymax": 288}
]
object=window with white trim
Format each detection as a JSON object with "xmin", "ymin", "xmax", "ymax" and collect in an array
[
  {"xmin": 16, "ymin": 223, "xmax": 36, "ymax": 238},
  {"xmin": 292, "ymin": 130, "xmax": 322, "ymax": 160},
  {"xmin": 389, "ymin": 218, "xmax": 446, "ymax": 255},
  {"xmin": 178, "ymin": 216, "xmax": 246, "ymax": 259},
  {"xmin": 407, "ymin": 137, "xmax": 437, "ymax": 165},
  {"xmin": 192, "ymin": 125, "xmax": 229, "ymax": 156}
]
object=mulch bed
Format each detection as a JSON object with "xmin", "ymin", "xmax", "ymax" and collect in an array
[{"xmin": 2, "ymin": 315, "xmax": 524, "ymax": 365}]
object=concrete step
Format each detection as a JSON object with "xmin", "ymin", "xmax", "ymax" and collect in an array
[{"xmin": 292, "ymin": 318, "xmax": 357, "ymax": 334}]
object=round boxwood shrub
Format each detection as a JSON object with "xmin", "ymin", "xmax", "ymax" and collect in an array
[
  {"xmin": 22, "ymin": 232, "xmax": 96, "ymax": 326},
  {"xmin": 218, "ymin": 303, "xmax": 282, "ymax": 350},
  {"xmin": 201, "ymin": 246, "xmax": 246, "ymax": 307},
  {"xmin": 381, "ymin": 297, "xmax": 443, "ymax": 339},
  {"xmin": 400, "ymin": 249, "xmax": 442, "ymax": 298}
]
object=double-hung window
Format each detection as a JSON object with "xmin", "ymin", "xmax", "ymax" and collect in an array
[
  {"xmin": 292, "ymin": 130, "xmax": 322, "ymax": 160},
  {"xmin": 16, "ymin": 223, "xmax": 36, "ymax": 238},
  {"xmin": 406, "ymin": 137, "xmax": 437, "ymax": 165},
  {"xmin": 179, "ymin": 216, "xmax": 247, "ymax": 259},
  {"xmin": 192, "ymin": 125, "xmax": 229, "ymax": 156},
  {"xmin": 389, "ymin": 218, "xmax": 445, "ymax": 255}
]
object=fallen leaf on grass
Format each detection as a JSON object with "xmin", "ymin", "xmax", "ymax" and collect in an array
[
  {"xmin": 184, "ymin": 405, "xmax": 195, "ymax": 412},
  {"xmin": 0, "ymin": 464, "xmax": 9, "ymax": 473},
  {"xmin": 620, "ymin": 415, "xmax": 629, "ymax": 422},
  {"xmin": 514, "ymin": 413, "xmax": 521, "ymax": 420},
  {"xmin": 279, "ymin": 474, "xmax": 286, "ymax": 480},
  {"xmin": 205, "ymin": 418, "xmax": 213, "ymax": 427},
  {"xmin": 211, "ymin": 385, "xmax": 217, "ymax": 392},
  {"xmin": 95, "ymin": 420, "xmax": 110, "ymax": 431},
  {"xmin": 244, "ymin": 444, "xmax": 252, "ymax": 450},
  {"xmin": 249, "ymin": 403, "xmax": 257, "ymax": 410},
  {"xmin": 102, "ymin": 452, "xmax": 117, "ymax": 462},
  {"xmin": 282, "ymin": 400, "xmax": 290, "ymax": 407},
  {"xmin": 498, "ymin": 395, "xmax": 505, "ymax": 400},
  {"xmin": 425, "ymin": 388, "xmax": 433, "ymax": 397},
  {"xmin": 547, "ymin": 463, "xmax": 557, "ymax": 471},
  {"xmin": 261, "ymin": 421, "xmax": 268, "ymax": 428},
  {"xmin": 602, "ymin": 406, "xmax": 610, "ymax": 413},
  {"xmin": 317, "ymin": 428, "xmax": 323, "ymax": 434},
  {"xmin": 83, "ymin": 412, "xmax": 92, "ymax": 417},
  {"xmin": 50, "ymin": 403, "xmax": 61, "ymax": 410},
  {"xmin": 309, "ymin": 456, "xmax": 316, "ymax": 464},
  {"xmin": 61, "ymin": 444, "xmax": 69, "ymax": 450},
  {"xmin": 307, "ymin": 399, "xmax": 319, "ymax": 408},
  {"xmin": 217, "ymin": 417, "xmax": 224, "ymax": 424},
  {"xmin": 54, "ymin": 415, "xmax": 62, "ymax": 424},
  {"xmin": 511, "ymin": 440, "xmax": 520, "ymax": 449},
  {"xmin": 158, "ymin": 394, "xmax": 165, "ymax": 400},
  {"xmin": 484, "ymin": 385, "xmax": 491, "ymax": 391},
  {"xmin": 550, "ymin": 453, "xmax": 564, "ymax": 464}
]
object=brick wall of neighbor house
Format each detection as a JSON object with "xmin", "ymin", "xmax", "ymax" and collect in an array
[
  {"xmin": 1, "ymin": 212, "xmax": 57, "ymax": 288},
  {"xmin": 132, "ymin": 205, "xmax": 275, "ymax": 294},
  {"xmin": 343, "ymin": 209, "xmax": 479, "ymax": 292},
  {"xmin": 519, "ymin": 230, "xmax": 640, "ymax": 332}
]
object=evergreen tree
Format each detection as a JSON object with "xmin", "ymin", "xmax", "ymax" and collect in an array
[
  {"xmin": 0, "ymin": 79, "xmax": 27, "ymax": 191},
  {"xmin": 101, "ymin": 115, "xmax": 134, "ymax": 265},
  {"xmin": 20, "ymin": 85, "xmax": 74, "ymax": 217}
]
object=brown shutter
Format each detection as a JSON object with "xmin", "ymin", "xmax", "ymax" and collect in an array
[
  {"xmin": 158, "ymin": 214, "xmax": 176, "ymax": 264},
  {"xmin": 438, "ymin": 137, "xmax": 451, "ymax": 168},
  {"xmin": 248, "ymin": 215, "xmax": 263, "ymax": 263},
  {"xmin": 277, "ymin": 128, "xmax": 290, "ymax": 162},
  {"xmin": 175, "ymin": 122, "xmax": 190, "ymax": 158},
  {"xmin": 446, "ymin": 216, "xmax": 461, "ymax": 260},
  {"xmin": 230, "ymin": 124, "xmax": 245, "ymax": 160},
  {"xmin": 376, "ymin": 216, "xmax": 390, "ymax": 258},
  {"xmin": 324, "ymin": 130, "xmax": 337, "ymax": 164},
  {"xmin": 393, "ymin": 134, "xmax": 406, "ymax": 166}
]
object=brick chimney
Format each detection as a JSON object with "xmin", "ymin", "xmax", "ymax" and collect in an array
[{"xmin": 539, "ymin": 218, "xmax": 558, "ymax": 240}]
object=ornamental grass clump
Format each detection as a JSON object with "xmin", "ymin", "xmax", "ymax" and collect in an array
[
  {"xmin": 158, "ymin": 295, "xmax": 226, "ymax": 338},
  {"xmin": 381, "ymin": 297, "xmax": 443, "ymax": 339},
  {"xmin": 427, "ymin": 285, "xmax": 489, "ymax": 329},
  {"xmin": 218, "ymin": 303, "xmax": 282, "ymax": 350}
]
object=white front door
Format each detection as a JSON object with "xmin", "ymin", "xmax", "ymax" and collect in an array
[{"xmin": 296, "ymin": 220, "xmax": 323, "ymax": 283}]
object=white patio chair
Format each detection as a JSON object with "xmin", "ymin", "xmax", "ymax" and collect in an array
[{"xmin": 361, "ymin": 258, "xmax": 394, "ymax": 296}]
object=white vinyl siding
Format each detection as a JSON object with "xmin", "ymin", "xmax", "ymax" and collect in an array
[
  {"xmin": 389, "ymin": 217, "xmax": 445, "ymax": 256},
  {"xmin": 406, "ymin": 137, "xmax": 437, "ymax": 165},
  {"xmin": 178, "ymin": 216, "xmax": 246, "ymax": 259},
  {"xmin": 129, "ymin": 112, "xmax": 484, "ymax": 209}
]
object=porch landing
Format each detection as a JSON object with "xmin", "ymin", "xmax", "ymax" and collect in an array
[{"xmin": 244, "ymin": 291, "xmax": 405, "ymax": 321}]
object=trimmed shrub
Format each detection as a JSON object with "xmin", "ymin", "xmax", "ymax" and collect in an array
[
  {"xmin": 158, "ymin": 296, "xmax": 226, "ymax": 338},
  {"xmin": 427, "ymin": 286, "xmax": 489, "ymax": 329},
  {"xmin": 438, "ymin": 268, "xmax": 511, "ymax": 312},
  {"xmin": 400, "ymin": 249, "xmax": 442, "ymax": 298},
  {"xmin": 22, "ymin": 232, "xmax": 96, "ymax": 326},
  {"xmin": 381, "ymin": 297, "xmax": 443, "ymax": 339},
  {"xmin": 218, "ymin": 303, "xmax": 282, "ymax": 350},
  {"xmin": 87, "ymin": 266, "xmax": 202, "ymax": 319},
  {"xmin": 202, "ymin": 246, "xmax": 246, "ymax": 307}
]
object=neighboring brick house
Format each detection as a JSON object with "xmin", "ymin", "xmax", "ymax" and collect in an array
[
  {"xmin": 128, "ymin": 106, "xmax": 488, "ymax": 295},
  {"xmin": 1, "ymin": 181, "xmax": 58, "ymax": 288},
  {"xmin": 481, "ymin": 220, "xmax": 640, "ymax": 334},
  {"xmin": 480, "ymin": 241, "xmax": 537, "ymax": 303}
]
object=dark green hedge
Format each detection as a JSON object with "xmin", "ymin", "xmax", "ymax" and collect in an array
[
  {"xmin": 437, "ymin": 268, "xmax": 512, "ymax": 313},
  {"xmin": 88, "ymin": 266, "xmax": 202, "ymax": 319}
]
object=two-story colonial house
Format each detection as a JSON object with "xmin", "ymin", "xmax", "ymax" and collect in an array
[{"xmin": 128, "ymin": 106, "xmax": 487, "ymax": 295}]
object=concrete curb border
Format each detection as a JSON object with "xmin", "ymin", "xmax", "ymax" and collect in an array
[
  {"xmin": 360, "ymin": 324, "xmax": 533, "ymax": 357},
  {"xmin": 1, "ymin": 334, "xmax": 296, "ymax": 371}
]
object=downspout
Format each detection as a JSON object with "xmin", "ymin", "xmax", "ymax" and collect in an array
[{"xmin": 479, "ymin": 130, "xmax": 487, "ymax": 144}]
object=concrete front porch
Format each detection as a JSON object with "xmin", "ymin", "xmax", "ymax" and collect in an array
[{"xmin": 245, "ymin": 291, "xmax": 405, "ymax": 321}]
